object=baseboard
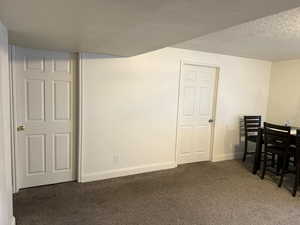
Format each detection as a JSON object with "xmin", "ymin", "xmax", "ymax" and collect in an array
[
  {"xmin": 81, "ymin": 161, "xmax": 177, "ymax": 183},
  {"xmin": 11, "ymin": 216, "xmax": 16, "ymax": 225},
  {"xmin": 212, "ymin": 151, "xmax": 243, "ymax": 162}
]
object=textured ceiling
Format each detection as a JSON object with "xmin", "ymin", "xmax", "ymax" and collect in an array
[
  {"xmin": 174, "ymin": 7, "xmax": 300, "ymax": 61},
  {"xmin": 0, "ymin": 0, "xmax": 300, "ymax": 56}
]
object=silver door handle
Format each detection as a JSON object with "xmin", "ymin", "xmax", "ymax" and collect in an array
[
  {"xmin": 17, "ymin": 125, "xmax": 25, "ymax": 131},
  {"xmin": 208, "ymin": 119, "xmax": 214, "ymax": 123}
]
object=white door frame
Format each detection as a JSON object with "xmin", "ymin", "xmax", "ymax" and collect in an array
[
  {"xmin": 175, "ymin": 60, "xmax": 220, "ymax": 165},
  {"xmin": 0, "ymin": 22, "xmax": 15, "ymax": 225},
  {"xmin": 9, "ymin": 46, "xmax": 81, "ymax": 192},
  {"xmin": 8, "ymin": 45, "xmax": 18, "ymax": 193},
  {"xmin": 77, "ymin": 53, "xmax": 85, "ymax": 183}
]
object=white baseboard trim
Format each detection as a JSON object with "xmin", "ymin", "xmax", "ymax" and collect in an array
[
  {"xmin": 11, "ymin": 216, "xmax": 16, "ymax": 225},
  {"xmin": 81, "ymin": 161, "xmax": 177, "ymax": 183},
  {"xmin": 212, "ymin": 151, "xmax": 243, "ymax": 162}
]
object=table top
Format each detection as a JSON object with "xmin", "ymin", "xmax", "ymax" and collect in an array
[{"xmin": 259, "ymin": 126, "xmax": 299, "ymax": 136}]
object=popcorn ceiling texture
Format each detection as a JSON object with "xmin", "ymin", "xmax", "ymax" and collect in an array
[
  {"xmin": 1, "ymin": 0, "xmax": 299, "ymax": 56},
  {"xmin": 175, "ymin": 7, "xmax": 300, "ymax": 61}
]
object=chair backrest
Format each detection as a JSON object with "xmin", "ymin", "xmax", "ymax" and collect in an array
[
  {"xmin": 244, "ymin": 115, "xmax": 261, "ymax": 137},
  {"xmin": 264, "ymin": 122, "xmax": 291, "ymax": 151}
]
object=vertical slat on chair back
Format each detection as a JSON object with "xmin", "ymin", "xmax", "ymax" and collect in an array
[
  {"xmin": 244, "ymin": 116, "xmax": 261, "ymax": 137},
  {"xmin": 264, "ymin": 122, "xmax": 291, "ymax": 150},
  {"xmin": 296, "ymin": 130, "xmax": 300, "ymax": 165}
]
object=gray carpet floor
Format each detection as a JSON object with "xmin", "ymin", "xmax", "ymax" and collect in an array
[{"xmin": 14, "ymin": 159, "xmax": 300, "ymax": 225}]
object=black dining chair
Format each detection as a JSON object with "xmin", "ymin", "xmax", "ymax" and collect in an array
[
  {"xmin": 261, "ymin": 122, "xmax": 292, "ymax": 187},
  {"xmin": 292, "ymin": 130, "xmax": 300, "ymax": 196},
  {"xmin": 243, "ymin": 116, "xmax": 261, "ymax": 162}
]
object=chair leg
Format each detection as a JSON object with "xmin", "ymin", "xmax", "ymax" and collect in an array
[
  {"xmin": 261, "ymin": 150, "xmax": 268, "ymax": 179},
  {"xmin": 243, "ymin": 140, "xmax": 248, "ymax": 162},
  {"xmin": 276, "ymin": 156, "xmax": 282, "ymax": 176},
  {"xmin": 279, "ymin": 153, "xmax": 289, "ymax": 188},
  {"xmin": 293, "ymin": 164, "xmax": 300, "ymax": 197},
  {"xmin": 271, "ymin": 153, "xmax": 275, "ymax": 168}
]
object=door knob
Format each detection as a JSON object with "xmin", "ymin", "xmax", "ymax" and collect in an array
[
  {"xmin": 208, "ymin": 119, "xmax": 214, "ymax": 123},
  {"xmin": 17, "ymin": 125, "xmax": 25, "ymax": 131}
]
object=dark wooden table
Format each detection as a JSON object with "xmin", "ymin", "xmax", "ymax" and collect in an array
[{"xmin": 252, "ymin": 127, "xmax": 298, "ymax": 174}]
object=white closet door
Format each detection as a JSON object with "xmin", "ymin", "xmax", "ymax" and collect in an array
[
  {"xmin": 177, "ymin": 63, "xmax": 217, "ymax": 164},
  {"xmin": 13, "ymin": 46, "xmax": 76, "ymax": 188}
]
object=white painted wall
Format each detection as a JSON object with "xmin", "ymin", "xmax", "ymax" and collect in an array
[
  {"xmin": 267, "ymin": 60, "xmax": 300, "ymax": 127},
  {"xmin": 80, "ymin": 47, "xmax": 271, "ymax": 182},
  {"xmin": 0, "ymin": 21, "xmax": 14, "ymax": 225}
]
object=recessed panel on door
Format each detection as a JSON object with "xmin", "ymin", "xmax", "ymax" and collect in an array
[
  {"xmin": 53, "ymin": 54, "xmax": 70, "ymax": 73},
  {"xmin": 180, "ymin": 126, "xmax": 193, "ymax": 154},
  {"xmin": 183, "ymin": 87, "xmax": 196, "ymax": 116},
  {"xmin": 26, "ymin": 134, "xmax": 46, "ymax": 175},
  {"xmin": 193, "ymin": 126, "xmax": 209, "ymax": 152},
  {"xmin": 53, "ymin": 133, "xmax": 71, "ymax": 171},
  {"xmin": 53, "ymin": 81, "xmax": 71, "ymax": 121},
  {"xmin": 24, "ymin": 55, "xmax": 44, "ymax": 72},
  {"xmin": 185, "ymin": 70, "xmax": 196, "ymax": 81},
  {"xmin": 25, "ymin": 79, "xmax": 45, "ymax": 121},
  {"xmin": 199, "ymin": 86, "xmax": 210, "ymax": 115}
]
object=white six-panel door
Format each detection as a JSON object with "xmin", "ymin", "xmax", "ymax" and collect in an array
[
  {"xmin": 12, "ymin": 46, "xmax": 76, "ymax": 189},
  {"xmin": 177, "ymin": 63, "xmax": 217, "ymax": 164}
]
